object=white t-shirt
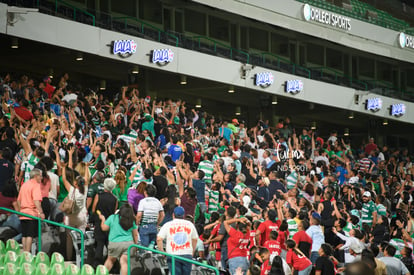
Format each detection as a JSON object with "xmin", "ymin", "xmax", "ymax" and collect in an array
[
  {"xmin": 137, "ymin": 197, "xmax": 163, "ymax": 224},
  {"xmin": 158, "ymin": 218, "xmax": 198, "ymax": 255},
  {"xmin": 47, "ymin": 171, "xmax": 59, "ymax": 200}
]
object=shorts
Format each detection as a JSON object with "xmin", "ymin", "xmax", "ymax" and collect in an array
[
  {"xmin": 108, "ymin": 241, "xmax": 134, "ymax": 258},
  {"xmin": 21, "ymin": 219, "xmax": 39, "ymax": 238}
]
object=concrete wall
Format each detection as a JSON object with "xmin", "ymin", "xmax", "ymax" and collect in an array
[
  {"xmin": 192, "ymin": 0, "xmax": 414, "ymax": 64},
  {"xmin": 0, "ymin": 3, "xmax": 413, "ymax": 124}
]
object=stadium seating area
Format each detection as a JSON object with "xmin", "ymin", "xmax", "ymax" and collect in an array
[
  {"xmin": 0, "ymin": 239, "xmax": 109, "ymax": 275},
  {"xmin": 1, "ymin": 0, "xmax": 414, "ymax": 101}
]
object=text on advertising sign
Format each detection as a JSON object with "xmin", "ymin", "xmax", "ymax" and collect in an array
[
  {"xmin": 285, "ymin": 80, "xmax": 304, "ymax": 94},
  {"xmin": 113, "ymin": 40, "xmax": 137, "ymax": 57},
  {"xmin": 255, "ymin": 72, "xmax": 274, "ymax": 87},
  {"xmin": 391, "ymin": 103, "xmax": 406, "ymax": 116},
  {"xmin": 366, "ymin": 98, "xmax": 382, "ymax": 112},
  {"xmin": 151, "ymin": 49, "xmax": 174, "ymax": 64},
  {"xmin": 303, "ymin": 4, "xmax": 351, "ymax": 31}
]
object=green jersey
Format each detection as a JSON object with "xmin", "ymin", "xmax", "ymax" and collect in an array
[
  {"xmin": 376, "ymin": 204, "xmax": 387, "ymax": 216},
  {"xmin": 361, "ymin": 200, "xmax": 377, "ymax": 225},
  {"xmin": 286, "ymin": 170, "xmax": 298, "ymax": 190},
  {"xmin": 208, "ymin": 190, "xmax": 220, "ymax": 213},
  {"xmin": 287, "ymin": 219, "xmax": 298, "ymax": 238},
  {"xmin": 233, "ymin": 183, "xmax": 247, "ymax": 196},
  {"xmin": 198, "ymin": 160, "xmax": 214, "ymax": 185}
]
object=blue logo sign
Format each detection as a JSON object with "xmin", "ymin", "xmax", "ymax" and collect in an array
[
  {"xmin": 151, "ymin": 49, "xmax": 174, "ymax": 64},
  {"xmin": 113, "ymin": 40, "xmax": 137, "ymax": 57},
  {"xmin": 366, "ymin": 98, "xmax": 382, "ymax": 112},
  {"xmin": 285, "ymin": 80, "xmax": 304, "ymax": 94},
  {"xmin": 391, "ymin": 103, "xmax": 406, "ymax": 116},
  {"xmin": 255, "ymin": 72, "xmax": 274, "ymax": 87}
]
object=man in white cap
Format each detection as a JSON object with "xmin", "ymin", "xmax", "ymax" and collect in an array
[{"xmin": 361, "ymin": 191, "xmax": 377, "ymax": 227}]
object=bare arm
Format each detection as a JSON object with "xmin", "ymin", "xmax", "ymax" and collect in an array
[
  {"xmin": 158, "ymin": 211, "xmax": 165, "ymax": 226},
  {"xmin": 92, "ymin": 194, "xmax": 99, "ymax": 213},
  {"xmin": 136, "ymin": 211, "xmax": 143, "ymax": 225},
  {"xmin": 99, "ymin": 214, "xmax": 109, "ymax": 231},
  {"xmin": 157, "ymin": 236, "xmax": 164, "ymax": 252}
]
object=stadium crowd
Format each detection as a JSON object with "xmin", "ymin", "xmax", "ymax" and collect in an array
[{"xmin": 0, "ymin": 72, "xmax": 413, "ymax": 275}]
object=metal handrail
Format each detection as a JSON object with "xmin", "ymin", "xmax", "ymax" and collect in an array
[
  {"xmin": 127, "ymin": 244, "xmax": 219, "ymax": 275},
  {"xmin": 112, "ymin": 16, "xmax": 179, "ymax": 47},
  {"xmin": 0, "ymin": 207, "xmax": 85, "ymax": 267},
  {"xmin": 55, "ymin": 0, "xmax": 96, "ymax": 26},
  {"xmin": 192, "ymin": 35, "xmax": 250, "ymax": 63}
]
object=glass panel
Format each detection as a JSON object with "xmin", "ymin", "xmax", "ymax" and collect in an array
[
  {"xmin": 359, "ymin": 57, "xmax": 375, "ymax": 78},
  {"xmin": 111, "ymin": 0, "xmax": 136, "ymax": 17},
  {"xmin": 307, "ymin": 43, "xmax": 323, "ymax": 65},
  {"xmin": 209, "ymin": 16, "xmax": 229, "ymax": 42},
  {"xmin": 139, "ymin": 0, "xmax": 162, "ymax": 24},
  {"xmin": 249, "ymin": 27, "xmax": 268, "ymax": 51},
  {"xmin": 184, "ymin": 9, "xmax": 206, "ymax": 35}
]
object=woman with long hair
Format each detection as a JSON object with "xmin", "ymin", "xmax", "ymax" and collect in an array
[
  {"xmin": 160, "ymin": 184, "xmax": 180, "ymax": 225},
  {"xmin": 270, "ymin": 255, "xmax": 289, "ymax": 275},
  {"xmin": 127, "ymin": 181, "xmax": 147, "ymax": 214},
  {"xmin": 315, "ymin": 243, "xmax": 336, "ymax": 275},
  {"xmin": 113, "ymin": 167, "xmax": 130, "ymax": 208},
  {"xmin": 286, "ymin": 239, "xmax": 312, "ymax": 275},
  {"xmin": 98, "ymin": 204, "xmax": 138, "ymax": 275},
  {"xmin": 34, "ymin": 161, "xmax": 51, "ymax": 219},
  {"xmin": 62, "ymin": 165, "xmax": 89, "ymax": 261}
]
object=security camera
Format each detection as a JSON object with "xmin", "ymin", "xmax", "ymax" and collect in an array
[
  {"xmin": 354, "ymin": 90, "xmax": 370, "ymax": 105},
  {"xmin": 242, "ymin": 64, "xmax": 254, "ymax": 71}
]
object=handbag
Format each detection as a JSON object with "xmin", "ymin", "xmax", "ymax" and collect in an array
[{"xmin": 59, "ymin": 188, "xmax": 76, "ymax": 215}]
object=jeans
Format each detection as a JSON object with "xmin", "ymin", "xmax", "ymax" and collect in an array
[
  {"xmin": 167, "ymin": 254, "xmax": 192, "ymax": 275},
  {"xmin": 298, "ymin": 264, "xmax": 313, "ymax": 275},
  {"xmin": 139, "ymin": 224, "xmax": 157, "ymax": 247},
  {"xmin": 2, "ymin": 214, "xmax": 22, "ymax": 233},
  {"xmin": 221, "ymin": 246, "xmax": 228, "ymax": 270},
  {"xmin": 198, "ymin": 202, "xmax": 207, "ymax": 214},
  {"xmin": 310, "ymin": 251, "xmax": 319, "ymax": 265},
  {"xmin": 228, "ymin": 256, "xmax": 249, "ymax": 275}
]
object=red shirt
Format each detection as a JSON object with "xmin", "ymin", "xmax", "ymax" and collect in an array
[
  {"xmin": 292, "ymin": 230, "xmax": 313, "ymax": 255},
  {"xmin": 264, "ymin": 240, "xmax": 281, "ymax": 256},
  {"xmin": 260, "ymin": 259, "xmax": 271, "ymax": 275},
  {"xmin": 43, "ymin": 83, "xmax": 55, "ymax": 98},
  {"xmin": 286, "ymin": 249, "xmax": 312, "ymax": 271},
  {"xmin": 249, "ymin": 230, "xmax": 256, "ymax": 249},
  {"xmin": 211, "ymin": 223, "xmax": 221, "ymax": 261},
  {"xmin": 0, "ymin": 193, "xmax": 17, "ymax": 215},
  {"xmin": 14, "ymin": 106, "xmax": 33, "ymax": 121},
  {"xmin": 277, "ymin": 230, "xmax": 289, "ymax": 250},
  {"xmin": 256, "ymin": 219, "xmax": 281, "ymax": 246},
  {"xmin": 227, "ymin": 227, "xmax": 250, "ymax": 259}
]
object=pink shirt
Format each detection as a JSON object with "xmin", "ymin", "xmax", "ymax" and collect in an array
[{"xmin": 17, "ymin": 179, "xmax": 42, "ymax": 220}]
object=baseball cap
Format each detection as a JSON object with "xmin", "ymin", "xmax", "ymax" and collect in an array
[
  {"xmin": 104, "ymin": 178, "xmax": 116, "ymax": 192},
  {"xmin": 312, "ymin": 212, "xmax": 321, "ymax": 220},
  {"xmin": 363, "ymin": 191, "xmax": 371, "ymax": 197},
  {"xmin": 174, "ymin": 206, "xmax": 185, "ymax": 218},
  {"xmin": 232, "ymin": 118, "xmax": 239, "ymax": 125}
]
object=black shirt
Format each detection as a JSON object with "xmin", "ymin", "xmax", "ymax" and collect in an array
[
  {"xmin": 0, "ymin": 159, "xmax": 14, "ymax": 192},
  {"xmin": 153, "ymin": 175, "xmax": 168, "ymax": 200},
  {"xmin": 268, "ymin": 179, "xmax": 287, "ymax": 199},
  {"xmin": 315, "ymin": 256, "xmax": 335, "ymax": 275}
]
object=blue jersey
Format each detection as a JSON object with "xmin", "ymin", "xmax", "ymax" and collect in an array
[{"xmin": 168, "ymin": 144, "xmax": 182, "ymax": 162}]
